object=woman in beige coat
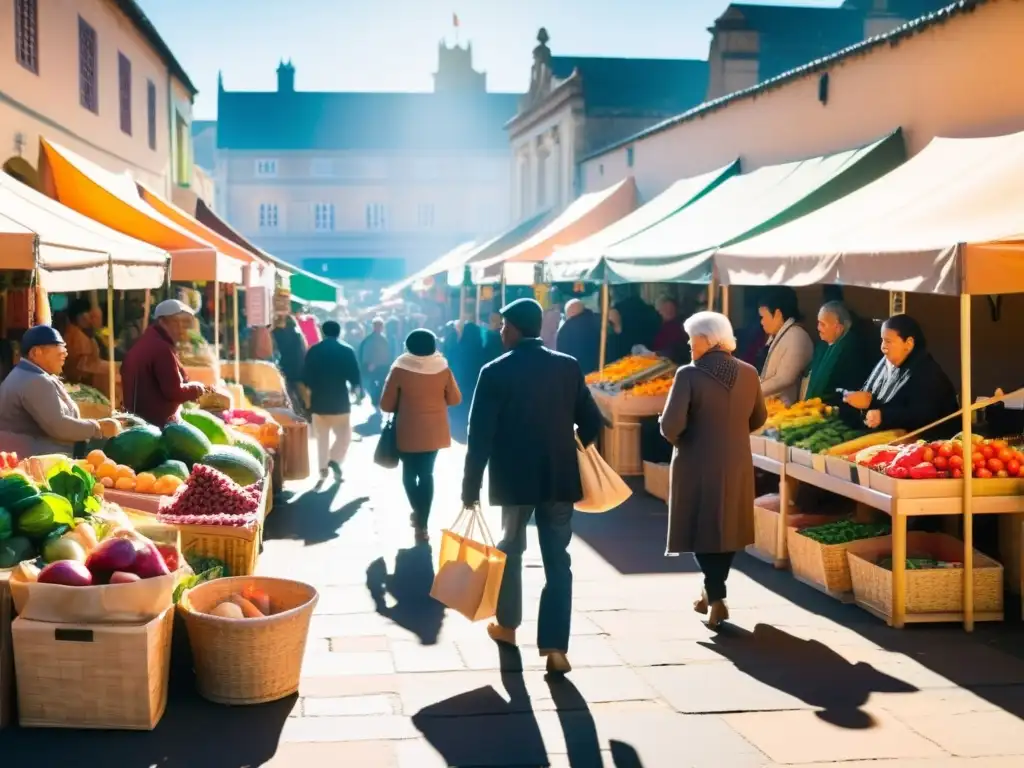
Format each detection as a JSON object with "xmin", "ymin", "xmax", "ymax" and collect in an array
[
  {"xmin": 660, "ymin": 312, "xmax": 767, "ymax": 629},
  {"xmin": 380, "ymin": 329, "xmax": 462, "ymax": 541}
]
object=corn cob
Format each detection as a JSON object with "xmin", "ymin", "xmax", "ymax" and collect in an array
[{"xmin": 825, "ymin": 430, "xmax": 907, "ymax": 457}]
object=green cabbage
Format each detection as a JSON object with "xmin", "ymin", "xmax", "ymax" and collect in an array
[{"xmin": 0, "ymin": 508, "xmax": 11, "ymax": 540}]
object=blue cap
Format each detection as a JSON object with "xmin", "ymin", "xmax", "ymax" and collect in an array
[{"xmin": 21, "ymin": 325, "xmax": 65, "ymax": 357}]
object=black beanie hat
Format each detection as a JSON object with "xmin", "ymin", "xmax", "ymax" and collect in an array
[{"xmin": 405, "ymin": 329, "xmax": 437, "ymax": 357}]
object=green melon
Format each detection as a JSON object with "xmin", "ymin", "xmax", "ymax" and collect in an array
[
  {"xmin": 200, "ymin": 447, "xmax": 264, "ymax": 486},
  {"xmin": 150, "ymin": 460, "xmax": 189, "ymax": 482},
  {"xmin": 105, "ymin": 425, "xmax": 163, "ymax": 470},
  {"xmin": 181, "ymin": 410, "xmax": 233, "ymax": 446},
  {"xmin": 160, "ymin": 422, "xmax": 212, "ymax": 466},
  {"xmin": 230, "ymin": 433, "xmax": 266, "ymax": 465}
]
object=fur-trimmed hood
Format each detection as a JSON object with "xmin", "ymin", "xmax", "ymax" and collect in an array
[{"xmin": 391, "ymin": 352, "xmax": 449, "ymax": 375}]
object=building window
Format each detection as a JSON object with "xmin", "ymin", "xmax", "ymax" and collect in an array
[
  {"xmin": 258, "ymin": 203, "xmax": 279, "ymax": 230},
  {"xmin": 78, "ymin": 16, "xmax": 98, "ymax": 113},
  {"xmin": 626, "ymin": 147, "xmax": 634, "ymax": 168},
  {"xmin": 14, "ymin": 0, "xmax": 38, "ymax": 74},
  {"xmin": 146, "ymin": 80, "xmax": 156, "ymax": 150},
  {"xmin": 417, "ymin": 203, "xmax": 435, "ymax": 229},
  {"xmin": 313, "ymin": 203, "xmax": 335, "ymax": 232},
  {"xmin": 310, "ymin": 158, "xmax": 334, "ymax": 177},
  {"xmin": 365, "ymin": 203, "xmax": 386, "ymax": 231},
  {"xmin": 118, "ymin": 53, "xmax": 131, "ymax": 135},
  {"xmin": 255, "ymin": 159, "xmax": 277, "ymax": 177}
]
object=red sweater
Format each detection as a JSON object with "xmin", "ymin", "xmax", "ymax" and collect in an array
[{"xmin": 121, "ymin": 325, "xmax": 203, "ymax": 426}]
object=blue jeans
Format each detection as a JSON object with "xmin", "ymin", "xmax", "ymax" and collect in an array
[
  {"xmin": 496, "ymin": 502, "xmax": 573, "ymax": 652},
  {"xmin": 402, "ymin": 451, "xmax": 438, "ymax": 528}
]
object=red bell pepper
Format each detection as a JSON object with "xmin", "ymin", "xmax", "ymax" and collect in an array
[
  {"xmin": 909, "ymin": 462, "xmax": 938, "ymax": 480},
  {"xmin": 890, "ymin": 443, "xmax": 927, "ymax": 471},
  {"xmin": 886, "ymin": 465, "xmax": 910, "ymax": 479}
]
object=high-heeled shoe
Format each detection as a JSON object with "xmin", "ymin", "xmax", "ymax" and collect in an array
[
  {"xmin": 707, "ymin": 600, "xmax": 729, "ymax": 629},
  {"xmin": 693, "ymin": 590, "xmax": 709, "ymax": 615}
]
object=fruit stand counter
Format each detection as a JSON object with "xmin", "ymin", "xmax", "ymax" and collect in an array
[{"xmin": 775, "ymin": 460, "xmax": 1016, "ymax": 628}]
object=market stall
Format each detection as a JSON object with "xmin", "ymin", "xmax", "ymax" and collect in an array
[{"xmin": 717, "ymin": 129, "xmax": 1024, "ymax": 629}]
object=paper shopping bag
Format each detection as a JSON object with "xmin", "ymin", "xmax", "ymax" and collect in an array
[
  {"xmin": 430, "ymin": 506, "xmax": 506, "ymax": 621},
  {"xmin": 575, "ymin": 438, "xmax": 632, "ymax": 513}
]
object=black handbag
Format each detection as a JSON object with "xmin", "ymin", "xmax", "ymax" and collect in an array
[{"xmin": 374, "ymin": 390, "xmax": 400, "ymax": 469}]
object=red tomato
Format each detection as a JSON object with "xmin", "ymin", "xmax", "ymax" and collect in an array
[
  {"xmin": 937, "ymin": 443, "xmax": 954, "ymax": 459},
  {"xmin": 971, "ymin": 451, "xmax": 985, "ymax": 465},
  {"xmin": 982, "ymin": 445, "xmax": 996, "ymax": 460},
  {"xmin": 1008, "ymin": 459, "xmax": 1022, "ymax": 477},
  {"xmin": 998, "ymin": 448, "xmax": 1015, "ymax": 464},
  {"xmin": 932, "ymin": 455, "xmax": 949, "ymax": 470},
  {"xmin": 1014, "ymin": 451, "xmax": 1024, "ymax": 464},
  {"xmin": 998, "ymin": 470, "xmax": 1010, "ymax": 478},
  {"xmin": 951, "ymin": 442, "xmax": 964, "ymax": 457},
  {"xmin": 921, "ymin": 447, "xmax": 936, "ymax": 463},
  {"xmin": 952, "ymin": 468, "xmax": 964, "ymax": 479},
  {"xmin": 977, "ymin": 467, "xmax": 994, "ymax": 479},
  {"xmin": 988, "ymin": 458, "xmax": 1005, "ymax": 473},
  {"xmin": 948, "ymin": 455, "xmax": 965, "ymax": 470},
  {"xmin": 992, "ymin": 439, "xmax": 1009, "ymax": 451}
]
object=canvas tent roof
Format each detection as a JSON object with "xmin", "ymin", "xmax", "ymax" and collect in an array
[
  {"xmin": 715, "ymin": 130, "xmax": 1024, "ymax": 296},
  {"xmin": 39, "ymin": 139, "xmax": 244, "ymax": 285},
  {"xmin": 567, "ymin": 131, "xmax": 905, "ymax": 284},
  {"xmin": 0, "ymin": 169, "xmax": 168, "ymax": 291},
  {"xmin": 381, "ymin": 240, "xmax": 478, "ymax": 301},
  {"xmin": 546, "ymin": 161, "xmax": 739, "ymax": 282},
  {"xmin": 472, "ymin": 177, "xmax": 638, "ymax": 286},
  {"xmin": 449, "ymin": 209, "xmax": 553, "ymax": 287}
]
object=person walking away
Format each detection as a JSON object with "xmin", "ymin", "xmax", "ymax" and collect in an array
[
  {"xmin": 462, "ymin": 298, "xmax": 604, "ymax": 675},
  {"xmin": 482, "ymin": 312, "xmax": 504, "ymax": 364},
  {"xmin": 540, "ymin": 289, "xmax": 564, "ymax": 349},
  {"xmin": 121, "ymin": 300, "xmax": 206, "ymax": 427},
  {"xmin": 359, "ymin": 317, "xmax": 391, "ymax": 414},
  {"xmin": 455, "ymin": 321, "xmax": 484, "ymax": 400},
  {"xmin": 555, "ymin": 299, "xmax": 601, "ymax": 375},
  {"xmin": 757, "ymin": 288, "xmax": 814, "ymax": 406},
  {"xmin": 380, "ymin": 330, "xmax": 461, "ymax": 541},
  {"xmin": 303, "ymin": 320, "xmax": 362, "ymax": 483},
  {"xmin": 660, "ymin": 312, "xmax": 767, "ymax": 629},
  {"xmin": 272, "ymin": 316, "xmax": 308, "ymax": 415},
  {"xmin": 0, "ymin": 326, "xmax": 121, "ymax": 457}
]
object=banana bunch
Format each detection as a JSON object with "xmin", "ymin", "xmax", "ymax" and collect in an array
[{"xmin": 763, "ymin": 398, "xmax": 833, "ymax": 431}]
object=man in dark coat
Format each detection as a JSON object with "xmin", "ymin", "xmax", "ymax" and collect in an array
[
  {"xmin": 462, "ymin": 298, "xmax": 603, "ymax": 676},
  {"xmin": 303, "ymin": 320, "xmax": 362, "ymax": 483},
  {"xmin": 555, "ymin": 299, "xmax": 601, "ymax": 375}
]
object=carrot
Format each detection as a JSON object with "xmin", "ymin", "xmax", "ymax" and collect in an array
[
  {"xmin": 229, "ymin": 594, "xmax": 265, "ymax": 618},
  {"xmin": 242, "ymin": 585, "xmax": 271, "ymax": 615}
]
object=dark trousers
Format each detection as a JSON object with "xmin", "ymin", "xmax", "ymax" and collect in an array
[
  {"xmin": 401, "ymin": 451, "xmax": 438, "ymax": 528},
  {"xmin": 694, "ymin": 552, "xmax": 736, "ymax": 603},
  {"xmin": 497, "ymin": 502, "xmax": 573, "ymax": 652}
]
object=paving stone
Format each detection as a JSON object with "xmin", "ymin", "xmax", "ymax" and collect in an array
[
  {"xmin": 281, "ymin": 714, "xmax": 419, "ymax": 743},
  {"xmin": 316, "ymin": 585, "xmax": 380, "ymax": 615},
  {"xmin": 609, "ymin": 637, "xmax": 732, "ymax": 666},
  {"xmin": 303, "ymin": 694, "xmax": 399, "ymax": 717},
  {"xmin": 390, "ymin": 639, "xmax": 467, "ymax": 672},
  {"xmin": 263, "ymin": 740, "xmax": 398, "ymax": 767},
  {"xmin": 871, "ymin": 687, "xmax": 1004, "ymax": 718},
  {"xmin": 723, "ymin": 709, "xmax": 947, "ymax": 764},
  {"xmin": 299, "ymin": 673, "xmax": 402, "ymax": 698},
  {"xmin": 309, "ymin": 612, "xmax": 402, "ymax": 638},
  {"xmin": 893, "ymin": 710, "xmax": 1024, "ymax": 758},
  {"xmin": 637, "ymin": 663, "xmax": 810, "ymax": 713},
  {"xmin": 330, "ymin": 634, "xmax": 391, "ymax": 653},
  {"xmin": 588, "ymin": 609, "xmax": 718, "ymax": 640},
  {"xmin": 408, "ymin": 711, "xmax": 550, "ymax": 767},
  {"xmin": 301, "ymin": 651, "xmax": 396, "ymax": 677}
]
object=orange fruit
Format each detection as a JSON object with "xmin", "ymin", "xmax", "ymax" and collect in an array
[
  {"xmin": 135, "ymin": 473, "xmax": 156, "ymax": 493},
  {"xmin": 95, "ymin": 462, "xmax": 117, "ymax": 480},
  {"xmin": 86, "ymin": 449, "xmax": 106, "ymax": 467},
  {"xmin": 152, "ymin": 476, "xmax": 183, "ymax": 495},
  {"xmin": 115, "ymin": 464, "xmax": 136, "ymax": 479},
  {"xmin": 114, "ymin": 476, "xmax": 135, "ymax": 491},
  {"xmin": 100, "ymin": 476, "xmax": 115, "ymax": 488}
]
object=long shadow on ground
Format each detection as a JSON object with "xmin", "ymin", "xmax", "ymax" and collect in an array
[
  {"xmin": 366, "ymin": 541, "xmax": 445, "ymax": 645},
  {"xmin": 263, "ymin": 484, "xmax": 369, "ymax": 546}
]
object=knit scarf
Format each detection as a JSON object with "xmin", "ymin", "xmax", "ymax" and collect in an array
[
  {"xmin": 694, "ymin": 349, "xmax": 739, "ymax": 392},
  {"xmin": 804, "ymin": 331, "xmax": 852, "ymax": 401},
  {"xmin": 863, "ymin": 354, "xmax": 917, "ymax": 405}
]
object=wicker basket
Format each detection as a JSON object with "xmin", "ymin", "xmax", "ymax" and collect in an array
[
  {"xmin": 179, "ymin": 576, "xmax": 318, "ymax": 705},
  {"xmin": 13, "ymin": 606, "xmax": 173, "ymax": 730},
  {"xmin": 846, "ymin": 532, "xmax": 1004, "ymax": 618},
  {"xmin": 601, "ymin": 421, "xmax": 642, "ymax": 476},
  {"xmin": 752, "ymin": 495, "xmax": 844, "ymax": 562},
  {"xmin": 175, "ymin": 520, "xmax": 261, "ymax": 577},
  {"xmin": 643, "ymin": 461, "xmax": 669, "ymax": 501},
  {"xmin": 786, "ymin": 525, "xmax": 886, "ymax": 594}
]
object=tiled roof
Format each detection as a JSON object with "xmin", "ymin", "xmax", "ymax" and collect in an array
[
  {"xmin": 113, "ymin": 0, "xmax": 196, "ymax": 94},
  {"xmin": 216, "ymin": 90, "xmax": 521, "ymax": 152},
  {"xmin": 582, "ymin": 0, "xmax": 990, "ymax": 162},
  {"xmin": 548, "ymin": 56, "xmax": 709, "ymax": 115}
]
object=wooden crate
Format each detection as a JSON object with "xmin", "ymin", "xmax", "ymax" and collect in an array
[
  {"xmin": 750, "ymin": 436, "xmax": 766, "ymax": 456},
  {"xmin": 13, "ymin": 606, "xmax": 173, "ymax": 730},
  {"xmin": 763, "ymin": 439, "xmax": 788, "ymax": 463},
  {"xmin": 643, "ymin": 461, "xmax": 669, "ymax": 502},
  {"xmin": 0, "ymin": 573, "xmax": 12, "ymax": 729},
  {"xmin": 790, "ymin": 447, "xmax": 826, "ymax": 472},
  {"xmin": 825, "ymin": 456, "xmax": 871, "ymax": 486},
  {"xmin": 601, "ymin": 421, "xmax": 642, "ymax": 476},
  {"xmin": 846, "ymin": 533, "xmax": 1004, "ymax": 619}
]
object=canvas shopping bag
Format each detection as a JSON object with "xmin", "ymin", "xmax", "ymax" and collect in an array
[
  {"xmin": 575, "ymin": 437, "xmax": 632, "ymax": 513},
  {"xmin": 430, "ymin": 505, "xmax": 507, "ymax": 621}
]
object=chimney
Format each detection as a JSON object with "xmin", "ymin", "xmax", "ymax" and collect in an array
[{"xmin": 277, "ymin": 59, "xmax": 295, "ymax": 92}]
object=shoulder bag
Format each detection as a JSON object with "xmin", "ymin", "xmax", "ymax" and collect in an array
[{"xmin": 374, "ymin": 389, "xmax": 401, "ymax": 469}]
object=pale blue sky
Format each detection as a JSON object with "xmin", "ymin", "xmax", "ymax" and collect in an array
[{"xmin": 137, "ymin": 0, "xmax": 843, "ymax": 119}]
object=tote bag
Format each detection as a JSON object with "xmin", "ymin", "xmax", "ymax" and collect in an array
[
  {"xmin": 373, "ymin": 391, "xmax": 400, "ymax": 469},
  {"xmin": 574, "ymin": 437, "xmax": 632, "ymax": 513},
  {"xmin": 430, "ymin": 505, "xmax": 507, "ymax": 621}
]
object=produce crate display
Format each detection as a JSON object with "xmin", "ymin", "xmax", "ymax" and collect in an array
[
  {"xmin": 786, "ymin": 520, "xmax": 890, "ymax": 596},
  {"xmin": 846, "ymin": 532, "xmax": 1004, "ymax": 621},
  {"xmin": 0, "ymin": 573, "xmax": 12, "ymax": 729},
  {"xmin": 643, "ymin": 461, "xmax": 669, "ymax": 502},
  {"xmin": 763, "ymin": 439, "xmax": 788, "ymax": 463},
  {"xmin": 750, "ymin": 494, "xmax": 845, "ymax": 564},
  {"xmin": 601, "ymin": 421, "xmax": 642, "ymax": 477},
  {"xmin": 13, "ymin": 605, "xmax": 174, "ymax": 730}
]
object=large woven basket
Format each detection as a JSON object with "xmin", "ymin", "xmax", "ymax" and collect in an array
[
  {"xmin": 786, "ymin": 525, "xmax": 886, "ymax": 594},
  {"xmin": 179, "ymin": 576, "xmax": 318, "ymax": 705},
  {"xmin": 752, "ymin": 495, "xmax": 844, "ymax": 563}
]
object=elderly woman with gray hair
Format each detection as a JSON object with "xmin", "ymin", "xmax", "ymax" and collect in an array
[{"xmin": 660, "ymin": 311, "xmax": 767, "ymax": 628}]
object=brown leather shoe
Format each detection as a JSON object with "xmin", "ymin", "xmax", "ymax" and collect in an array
[
  {"xmin": 707, "ymin": 600, "xmax": 730, "ymax": 630},
  {"xmin": 542, "ymin": 650, "xmax": 572, "ymax": 676},
  {"xmin": 693, "ymin": 590, "xmax": 709, "ymax": 615},
  {"xmin": 487, "ymin": 623, "xmax": 517, "ymax": 646}
]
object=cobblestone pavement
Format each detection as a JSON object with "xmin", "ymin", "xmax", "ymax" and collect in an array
[{"xmin": 3, "ymin": 405, "xmax": 1024, "ymax": 767}]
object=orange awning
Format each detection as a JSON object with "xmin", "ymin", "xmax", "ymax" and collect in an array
[
  {"xmin": 138, "ymin": 183, "xmax": 272, "ymax": 287},
  {"xmin": 472, "ymin": 178, "xmax": 637, "ymax": 285},
  {"xmin": 38, "ymin": 138, "xmax": 244, "ymax": 284}
]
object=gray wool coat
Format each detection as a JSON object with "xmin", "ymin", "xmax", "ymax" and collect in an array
[{"xmin": 660, "ymin": 350, "xmax": 768, "ymax": 555}]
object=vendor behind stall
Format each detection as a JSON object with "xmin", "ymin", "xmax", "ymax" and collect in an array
[
  {"xmin": 0, "ymin": 326, "xmax": 120, "ymax": 456},
  {"xmin": 757, "ymin": 288, "xmax": 814, "ymax": 405},
  {"xmin": 62, "ymin": 298, "xmax": 104, "ymax": 385},
  {"xmin": 121, "ymin": 300, "xmax": 206, "ymax": 427},
  {"xmin": 805, "ymin": 301, "xmax": 879, "ymax": 404},
  {"xmin": 842, "ymin": 314, "xmax": 957, "ymax": 437}
]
